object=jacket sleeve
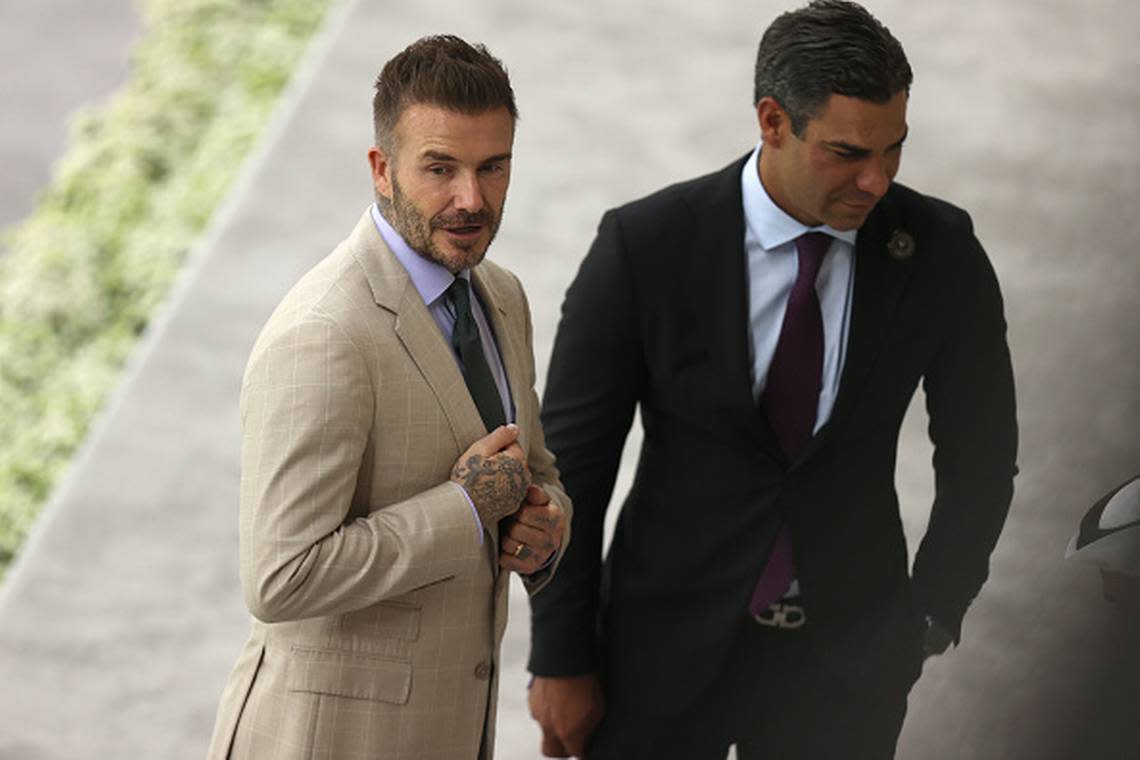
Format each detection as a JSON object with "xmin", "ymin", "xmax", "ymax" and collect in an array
[
  {"xmin": 913, "ymin": 211, "xmax": 1019, "ymax": 639},
  {"xmin": 238, "ymin": 311, "xmax": 484, "ymax": 624},
  {"xmin": 528, "ymin": 210, "xmax": 646, "ymax": 676}
]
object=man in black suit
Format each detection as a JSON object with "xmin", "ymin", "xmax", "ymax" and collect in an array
[{"xmin": 526, "ymin": 1, "xmax": 1018, "ymax": 758}]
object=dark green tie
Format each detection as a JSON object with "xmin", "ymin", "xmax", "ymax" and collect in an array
[{"xmin": 447, "ymin": 278, "xmax": 506, "ymax": 431}]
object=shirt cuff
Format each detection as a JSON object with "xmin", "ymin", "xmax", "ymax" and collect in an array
[{"xmin": 450, "ymin": 481, "xmax": 484, "ymax": 546}]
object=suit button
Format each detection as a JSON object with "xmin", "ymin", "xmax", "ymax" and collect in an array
[{"xmin": 474, "ymin": 661, "xmax": 492, "ymax": 680}]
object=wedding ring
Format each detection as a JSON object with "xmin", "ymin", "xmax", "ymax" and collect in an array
[{"xmin": 512, "ymin": 542, "xmax": 525, "ymax": 558}]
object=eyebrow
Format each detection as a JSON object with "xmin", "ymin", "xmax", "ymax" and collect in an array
[
  {"xmin": 824, "ymin": 128, "xmax": 909, "ymax": 156},
  {"xmin": 420, "ymin": 150, "xmax": 513, "ymax": 164}
]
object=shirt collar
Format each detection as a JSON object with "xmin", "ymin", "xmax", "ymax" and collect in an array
[
  {"xmin": 370, "ymin": 203, "xmax": 465, "ymax": 305},
  {"xmin": 740, "ymin": 142, "xmax": 858, "ymax": 251}
]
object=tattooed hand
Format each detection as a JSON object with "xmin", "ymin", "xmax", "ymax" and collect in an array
[
  {"xmin": 499, "ymin": 484, "xmax": 566, "ymax": 575},
  {"xmin": 451, "ymin": 424, "xmax": 531, "ymax": 526}
]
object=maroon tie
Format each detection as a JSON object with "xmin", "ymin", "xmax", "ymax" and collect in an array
[{"xmin": 749, "ymin": 232, "xmax": 830, "ymax": 615}]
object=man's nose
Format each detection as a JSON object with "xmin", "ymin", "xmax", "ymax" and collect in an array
[
  {"xmin": 452, "ymin": 172, "xmax": 484, "ymax": 213},
  {"xmin": 856, "ymin": 158, "xmax": 892, "ymax": 198}
]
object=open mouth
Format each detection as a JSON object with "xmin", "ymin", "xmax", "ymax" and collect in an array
[{"xmin": 443, "ymin": 225, "xmax": 483, "ymax": 238}]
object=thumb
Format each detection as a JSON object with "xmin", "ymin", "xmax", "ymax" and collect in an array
[
  {"xmin": 526, "ymin": 484, "xmax": 551, "ymax": 505},
  {"xmin": 475, "ymin": 423, "xmax": 520, "ymax": 455},
  {"xmin": 540, "ymin": 731, "xmax": 571, "ymax": 758}
]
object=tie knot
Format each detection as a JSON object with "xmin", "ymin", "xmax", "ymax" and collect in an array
[
  {"xmin": 447, "ymin": 277, "xmax": 472, "ymax": 313},
  {"xmin": 794, "ymin": 232, "xmax": 830, "ymax": 280}
]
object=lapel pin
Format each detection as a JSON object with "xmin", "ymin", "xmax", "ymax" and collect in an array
[{"xmin": 887, "ymin": 229, "xmax": 915, "ymax": 260}]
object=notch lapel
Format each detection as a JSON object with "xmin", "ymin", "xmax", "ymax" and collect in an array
[
  {"xmin": 470, "ymin": 268, "xmax": 530, "ymax": 450},
  {"xmin": 684, "ymin": 156, "xmax": 785, "ymax": 461},
  {"xmin": 802, "ymin": 191, "xmax": 914, "ymax": 459},
  {"xmin": 348, "ymin": 210, "xmax": 488, "ymax": 453}
]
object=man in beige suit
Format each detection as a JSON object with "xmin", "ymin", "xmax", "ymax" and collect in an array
[{"xmin": 207, "ymin": 36, "xmax": 570, "ymax": 760}]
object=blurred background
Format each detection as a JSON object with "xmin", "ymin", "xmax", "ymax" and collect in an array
[{"xmin": 0, "ymin": 0, "xmax": 1136, "ymax": 758}]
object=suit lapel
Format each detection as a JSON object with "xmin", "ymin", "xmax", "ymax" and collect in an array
[
  {"xmin": 348, "ymin": 210, "xmax": 487, "ymax": 452},
  {"xmin": 471, "ymin": 268, "xmax": 529, "ymax": 448},
  {"xmin": 685, "ymin": 156, "xmax": 785, "ymax": 460},
  {"xmin": 803, "ymin": 190, "xmax": 914, "ymax": 459}
]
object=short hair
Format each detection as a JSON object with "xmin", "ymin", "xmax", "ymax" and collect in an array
[
  {"xmin": 372, "ymin": 35, "xmax": 517, "ymax": 151},
  {"xmin": 753, "ymin": 0, "xmax": 912, "ymax": 135}
]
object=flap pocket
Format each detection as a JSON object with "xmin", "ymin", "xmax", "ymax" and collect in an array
[{"xmin": 287, "ymin": 645, "xmax": 411, "ymax": 704}]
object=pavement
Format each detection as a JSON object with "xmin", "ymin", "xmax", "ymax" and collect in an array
[
  {"xmin": 0, "ymin": 1, "xmax": 1137, "ymax": 758},
  {"xmin": 0, "ymin": 0, "xmax": 139, "ymax": 238}
]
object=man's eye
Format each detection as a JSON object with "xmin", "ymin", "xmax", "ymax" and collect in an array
[{"xmin": 429, "ymin": 165, "xmax": 450, "ymax": 176}]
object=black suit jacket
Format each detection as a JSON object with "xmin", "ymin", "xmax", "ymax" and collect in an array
[{"xmin": 529, "ymin": 155, "xmax": 1017, "ymax": 721}]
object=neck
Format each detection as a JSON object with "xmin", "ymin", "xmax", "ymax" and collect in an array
[{"xmin": 756, "ymin": 149, "xmax": 801, "ymax": 227}]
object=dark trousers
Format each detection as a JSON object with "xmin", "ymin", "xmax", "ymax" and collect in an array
[{"xmin": 588, "ymin": 615, "xmax": 920, "ymax": 760}]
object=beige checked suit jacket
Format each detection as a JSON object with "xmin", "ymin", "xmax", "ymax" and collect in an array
[{"xmin": 206, "ymin": 210, "xmax": 571, "ymax": 760}]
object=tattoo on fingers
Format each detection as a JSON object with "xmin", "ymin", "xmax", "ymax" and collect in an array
[{"xmin": 534, "ymin": 513, "xmax": 559, "ymax": 529}]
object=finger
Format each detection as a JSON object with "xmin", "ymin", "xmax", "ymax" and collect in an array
[
  {"xmin": 503, "ymin": 522, "xmax": 557, "ymax": 556},
  {"xmin": 515, "ymin": 503, "xmax": 565, "ymax": 533},
  {"xmin": 501, "ymin": 519, "xmax": 549, "ymax": 549},
  {"xmin": 498, "ymin": 540, "xmax": 546, "ymax": 574},
  {"xmin": 562, "ymin": 720, "xmax": 600, "ymax": 759},
  {"xmin": 541, "ymin": 732, "xmax": 570, "ymax": 758},
  {"xmin": 472, "ymin": 423, "xmax": 520, "ymax": 455},
  {"xmin": 501, "ymin": 441, "xmax": 527, "ymax": 461},
  {"xmin": 525, "ymin": 484, "xmax": 551, "ymax": 505},
  {"xmin": 499, "ymin": 536, "xmax": 537, "ymax": 563},
  {"xmin": 562, "ymin": 731, "xmax": 589, "ymax": 758}
]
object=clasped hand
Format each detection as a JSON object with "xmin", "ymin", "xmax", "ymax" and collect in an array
[{"xmin": 450, "ymin": 424, "xmax": 565, "ymax": 575}]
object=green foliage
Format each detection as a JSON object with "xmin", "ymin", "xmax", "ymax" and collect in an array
[{"xmin": 0, "ymin": 0, "xmax": 333, "ymax": 573}]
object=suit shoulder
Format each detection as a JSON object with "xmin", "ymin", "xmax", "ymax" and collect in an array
[
  {"xmin": 473, "ymin": 257, "xmax": 527, "ymax": 307},
  {"xmin": 592, "ymin": 157, "xmax": 746, "ymax": 263},
  {"xmin": 474, "ymin": 256, "xmax": 522, "ymax": 290},
  {"xmin": 252, "ymin": 239, "xmax": 374, "ymax": 355},
  {"xmin": 889, "ymin": 182, "xmax": 975, "ymax": 235},
  {"xmin": 609, "ymin": 158, "xmax": 742, "ymax": 227},
  {"xmin": 885, "ymin": 183, "xmax": 1002, "ymax": 293}
]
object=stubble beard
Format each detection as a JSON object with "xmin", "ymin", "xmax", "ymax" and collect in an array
[{"xmin": 381, "ymin": 176, "xmax": 502, "ymax": 274}]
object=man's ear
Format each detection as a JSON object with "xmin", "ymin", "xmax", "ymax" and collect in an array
[
  {"xmin": 368, "ymin": 146, "xmax": 394, "ymax": 201},
  {"xmin": 756, "ymin": 97, "xmax": 790, "ymax": 148}
]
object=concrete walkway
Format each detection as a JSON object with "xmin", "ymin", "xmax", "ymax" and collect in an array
[
  {"xmin": 1, "ymin": 1, "xmax": 1137, "ymax": 758},
  {"xmin": 0, "ymin": 0, "xmax": 139, "ymax": 237}
]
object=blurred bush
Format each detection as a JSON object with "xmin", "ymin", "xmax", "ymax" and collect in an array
[{"xmin": 0, "ymin": 0, "xmax": 334, "ymax": 575}]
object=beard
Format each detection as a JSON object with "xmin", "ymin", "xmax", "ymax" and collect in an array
[{"xmin": 381, "ymin": 176, "xmax": 502, "ymax": 274}]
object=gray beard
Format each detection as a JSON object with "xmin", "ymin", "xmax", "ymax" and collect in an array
[{"xmin": 377, "ymin": 180, "xmax": 500, "ymax": 274}]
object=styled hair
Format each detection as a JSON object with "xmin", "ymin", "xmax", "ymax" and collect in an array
[
  {"xmin": 372, "ymin": 35, "xmax": 517, "ymax": 150},
  {"xmin": 753, "ymin": 0, "xmax": 912, "ymax": 135}
]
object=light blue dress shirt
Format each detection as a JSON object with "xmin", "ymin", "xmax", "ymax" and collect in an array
[{"xmin": 741, "ymin": 143, "xmax": 857, "ymax": 433}]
